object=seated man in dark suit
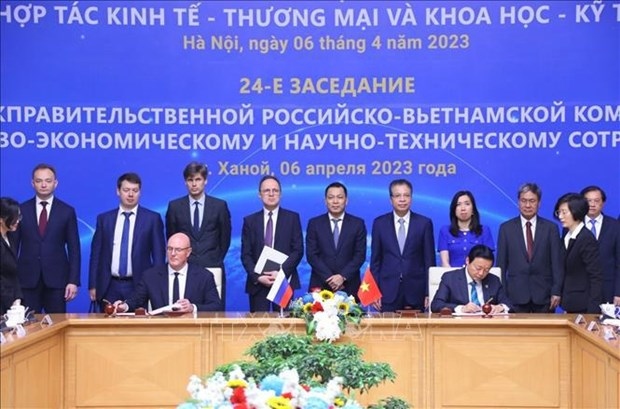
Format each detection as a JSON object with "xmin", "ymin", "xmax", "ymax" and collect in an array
[
  {"xmin": 114, "ymin": 233, "xmax": 221, "ymax": 313},
  {"xmin": 431, "ymin": 245, "xmax": 512, "ymax": 314}
]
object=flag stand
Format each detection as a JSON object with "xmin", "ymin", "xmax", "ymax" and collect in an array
[
  {"xmin": 364, "ymin": 305, "xmax": 373, "ymax": 318},
  {"xmin": 278, "ymin": 306, "xmax": 285, "ymax": 318}
]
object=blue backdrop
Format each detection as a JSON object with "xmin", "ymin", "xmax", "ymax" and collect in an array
[{"xmin": 1, "ymin": 0, "xmax": 619, "ymax": 312}]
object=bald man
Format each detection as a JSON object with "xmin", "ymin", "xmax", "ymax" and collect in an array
[{"xmin": 115, "ymin": 233, "xmax": 222, "ymax": 313}]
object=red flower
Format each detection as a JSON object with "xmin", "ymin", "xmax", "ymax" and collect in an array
[
  {"xmin": 282, "ymin": 392, "xmax": 293, "ymax": 399},
  {"xmin": 311, "ymin": 302, "xmax": 324, "ymax": 313},
  {"xmin": 310, "ymin": 287, "xmax": 322, "ymax": 293},
  {"xmin": 231, "ymin": 387, "xmax": 247, "ymax": 404},
  {"xmin": 301, "ymin": 385, "xmax": 310, "ymax": 391},
  {"xmin": 233, "ymin": 404, "xmax": 249, "ymax": 409}
]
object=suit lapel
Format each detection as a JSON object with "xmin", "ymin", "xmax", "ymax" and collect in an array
[
  {"xmin": 132, "ymin": 207, "xmax": 143, "ymax": 249},
  {"xmin": 514, "ymin": 218, "xmax": 529, "ymax": 260},
  {"xmin": 457, "ymin": 271, "xmax": 469, "ymax": 303},
  {"xmin": 160, "ymin": 268, "xmax": 170, "ymax": 305}
]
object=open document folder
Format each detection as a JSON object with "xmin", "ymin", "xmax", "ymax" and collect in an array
[{"xmin": 254, "ymin": 246, "xmax": 288, "ymax": 274}]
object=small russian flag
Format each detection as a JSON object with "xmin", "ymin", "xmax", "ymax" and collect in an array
[{"xmin": 266, "ymin": 268, "xmax": 293, "ymax": 309}]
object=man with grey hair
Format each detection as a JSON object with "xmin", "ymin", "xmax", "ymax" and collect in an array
[{"xmin": 497, "ymin": 183, "xmax": 564, "ymax": 313}]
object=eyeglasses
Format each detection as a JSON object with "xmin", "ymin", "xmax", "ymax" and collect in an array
[
  {"xmin": 554, "ymin": 209, "xmax": 570, "ymax": 217},
  {"xmin": 471, "ymin": 264, "xmax": 491, "ymax": 274},
  {"xmin": 166, "ymin": 246, "xmax": 190, "ymax": 254}
]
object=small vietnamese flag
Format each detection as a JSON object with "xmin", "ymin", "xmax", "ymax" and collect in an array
[{"xmin": 357, "ymin": 267, "xmax": 382, "ymax": 306}]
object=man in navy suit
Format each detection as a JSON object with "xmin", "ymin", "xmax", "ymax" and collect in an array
[
  {"xmin": 114, "ymin": 233, "xmax": 222, "ymax": 313},
  {"xmin": 241, "ymin": 175, "xmax": 303, "ymax": 312},
  {"xmin": 306, "ymin": 182, "xmax": 366, "ymax": 297},
  {"xmin": 15, "ymin": 163, "xmax": 81, "ymax": 313},
  {"xmin": 580, "ymin": 186, "xmax": 619, "ymax": 306},
  {"xmin": 497, "ymin": 183, "xmax": 564, "ymax": 313},
  {"xmin": 166, "ymin": 162, "xmax": 231, "ymax": 307},
  {"xmin": 431, "ymin": 245, "xmax": 513, "ymax": 313},
  {"xmin": 370, "ymin": 179, "xmax": 435, "ymax": 312},
  {"xmin": 89, "ymin": 172, "xmax": 166, "ymax": 308}
]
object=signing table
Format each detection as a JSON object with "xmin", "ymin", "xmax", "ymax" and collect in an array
[{"xmin": 1, "ymin": 313, "xmax": 618, "ymax": 408}]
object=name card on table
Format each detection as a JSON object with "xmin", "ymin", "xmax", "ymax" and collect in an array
[
  {"xmin": 574, "ymin": 314, "xmax": 586, "ymax": 325},
  {"xmin": 586, "ymin": 321, "xmax": 600, "ymax": 332},
  {"xmin": 14, "ymin": 324, "xmax": 26, "ymax": 338},
  {"xmin": 40, "ymin": 314, "xmax": 53, "ymax": 327},
  {"xmin": 603, "ymin": 326, "xmax": 617, "ymax": 341}
]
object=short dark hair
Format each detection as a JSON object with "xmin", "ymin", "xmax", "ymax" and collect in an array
[
  {"xmin": 467, "ymin": 245, "xmax": 495, "ymax": 264},
  {"xmin": 258, "ymin": 175, "xmax": 281, "ymax": 191},
  {"xmin": 183, "ymin": 162, "xmax": 208, "ymax": 180},
  {"xmin": 580, "ymin": 185, "xmax": 607, "ymax": 203},
  {"xmin": 554, "ymin": 193, "xmax": 588, "ymax": 222},
  {"xmin": 32, "ymin": 163, "xmax": 57, "ymax": 179},
  {"xmin": 325, "ymin": 182, "xmax": 347, "ymax": 197},
  {"xmin": 0, "ymin": 197, "xmax": 21, "ymax": 227},
  {"xmin": 117, "ymin": 172, "xmax": 142, "ymax": 189},
  {"xmin": 389, "ymin": 179, "xmax": 412, "ymax": 196},
  {"xmin": 518, "ymin": 182, "xmax": 542, "ymax": 201}
]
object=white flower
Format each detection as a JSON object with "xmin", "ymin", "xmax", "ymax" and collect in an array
[{"xmin": 314, "ymin": 311, "xmax": 342, "ymax": 342}]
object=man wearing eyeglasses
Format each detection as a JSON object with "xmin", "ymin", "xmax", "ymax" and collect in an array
[
  {"xmin": 580, "ymin": 185, "xmax": 620, "ymax": 306},
  {"xmin": 115, "ymin": 232, "xmax": 221, "ymax": 313},
  {"xmin": 431, "ymin": 245, "xmax": 513, "ymax": 313},
  {"xmin": 370, "ymin": 179, "xmax": 436, "ymax": 312},
  {"xmin": 88, "ymin": 173, "xmax": 166, "ymax": 310},
  {"xmin": 497, "ymin": 182, "xmax": 564, "ymax": 313},
  {"xmin": 241, "ymin": 175, "xmax": 303, "ymax": 312}
]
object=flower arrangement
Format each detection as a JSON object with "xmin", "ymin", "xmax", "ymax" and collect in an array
[
  {"xmin": 289, "ymin": 289, "xmax": 364, "ymax": 342},
  {"xmin": 178, "ymin": 365, "xmax": 364, "ymax": 409}
]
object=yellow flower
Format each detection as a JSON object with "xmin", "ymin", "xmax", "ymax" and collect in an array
[
  {"xmin": 319, "ymin": 290, "xmax": 334, "ymax": 301},
  {"xmin": 226, "ymin": 379, "xmax": 247, "ymax": 388},
  {"xmin": 303, "ymin": 302, "xmax": 313, "ymax": 313},
  {"xmin": 267, "ymin": 396, "xmax": 293, "ymax": 409},
  {"xmin": 334, "ymin": 396, "xmax": 346, "ymax": 407},
  {"xmin": 338, "ymin": 302, "xmax": 349, "ymax": 315}
]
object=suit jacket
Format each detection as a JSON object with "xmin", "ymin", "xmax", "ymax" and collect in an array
[
  {"xmin": 430, "ymin": 268, "xmax": 513, "ymax": 312},
  {"xmin": 1, "ymin": 236, "xmax": 23, "ymax": 314},
  {"xmin": 306, "ymin": 213, "xmax": 366, "ymax": 296},
  {"xmin": 560, "ymin": 227, "xmax": 603, "ymax": 313},
  {"xmin": 165, "ymin": 195, "xmax": 231, "ymax": 268},
  {"xmin": 593, "ymin": 215, "xmax": 620, "ymax": 302},
  {"xmin": 497, "ymin": 216, "xmax": 563, "ymax": 305},
  {"xmin": 16, "ymin": 197, "xmax": 81, "ymax": 289},
  {"xmin": 88, "ymin": 206, "xmax": 166, "ymax": 298},
  {"xmin": 126, "ymin": 263, "xmax": 222, "ymax": 312},
  {"xmin": 241, "ymin": 207, "xmax": 303, "ymax": 295},
  {"xmin": 370, "ymin": 211, "xmax": 435, "ymax": 306}
]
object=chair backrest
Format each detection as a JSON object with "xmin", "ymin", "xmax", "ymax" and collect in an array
[{"xmin": 428, "ymin": 266, "xmax": 502, "ymax": 304}]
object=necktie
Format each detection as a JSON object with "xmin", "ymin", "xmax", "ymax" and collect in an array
[
  {"xmin": 470, "ymin": 281, "xmax": 481, "ymax": 306},
  {"xmin": 39, "ymin": 201, "xmax": 48, "ymax": 236},
  {"xmin": 118, "ymin": 212, "xmax": 132, "ymax": 277},
  {"xmin": 525, "ymin": 221, "xmax": 534, "ymax": 262},
  {"xmin": 264, "ymin": 211, "xmax": 273, "ymax": 247},
  {"xmin": 589, "ymin": 219, "xmax": 597, "ymax": 239},
  {"xmin": 332, "ymin": 218, "xmax": 341, "ymax": 247},
  {"xmin": 193, "ymin": 201, "xmax": 200, "ymax": 234},
  {"xmin": 172, "ymin": 272, "xmax": 180, "ymax": 303},
  {"xmin": 397, "ymin": 218, "xmax": 406, "ymax": 254}
]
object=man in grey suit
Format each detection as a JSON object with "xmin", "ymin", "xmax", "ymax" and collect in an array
[
  {"xmin": 306, "ymin": 182, "xmax": 366, "ymax": 297},
  {"xmin": 497, "ymin": 183, "xmax": 564, "ymax": 313},
  {"xmin": 89, "ymin": 172, "xmax": 166, "ymax": 308},
  {"xmin": 581, "ymin": 185, "xmax": 620, "ymax": 306},
  {"xmin": 165, "ymin": 162, "xmax": 231, "ymax": 307}
]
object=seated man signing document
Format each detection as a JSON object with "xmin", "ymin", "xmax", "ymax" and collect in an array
[
  {"xmin": 115, "ymin": 233, "xmax": 221, "ymax": 313},
  {"xmin": 431, "ymin": 245, "xmax": 513, "ymax": 314}
]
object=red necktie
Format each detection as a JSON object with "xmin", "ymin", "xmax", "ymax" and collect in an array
[
  {"xmin": 525, "ymin": 221, "xmax": 534, "ymax": 262},
  {"xmin": 39, "ymin": 201, "xmax": 48, "ymax": 236}
]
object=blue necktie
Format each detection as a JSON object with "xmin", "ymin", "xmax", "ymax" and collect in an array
[
  {"xmin": 332, "ymin": 218, "xmax": 340, "ymax": 247},
  {"xmin": 470, "ymin": 281, "xmax": 481, "ymax": 306},
  {"xmin": 589, "ymin": 219, "xmax": 597, "ymax": 239},
  {"xmin": 397, "ymin": 218, "xmax": 406, "ymax": 254},
  {"xmin": 118, "ymin": 212, "xmax": 132, "ymax": 277},
  {"xmin": 193, "ymin": 201, "xmax": 200, "ymax": 234}
]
